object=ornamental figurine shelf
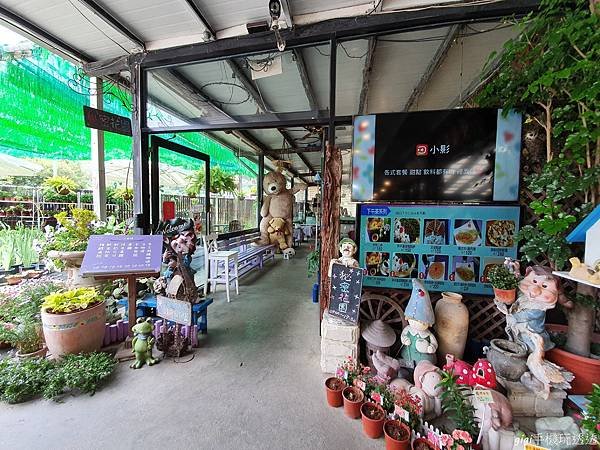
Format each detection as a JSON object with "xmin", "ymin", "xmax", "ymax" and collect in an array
[{"xmin": 154, "ymin": 219, "xmax": 201, "ymax": 358}]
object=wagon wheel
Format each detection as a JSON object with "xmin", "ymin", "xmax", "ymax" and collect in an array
[{"xmin": 360, "ymin": 293, "xmax": 407, "ymax": 332}]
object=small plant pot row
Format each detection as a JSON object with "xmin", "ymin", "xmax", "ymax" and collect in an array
[{"xmin": 325, "ymin": 377, "xmax": 413, "ymax": 450}]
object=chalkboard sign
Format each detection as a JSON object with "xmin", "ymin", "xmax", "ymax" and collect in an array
[
  {"xmin": 80, "ymin": 235, "xmax": 163, "ymax": 277},
  {"xmin": 83, "ymin": 105, "xmax": 132, "ymax": 136},
  {"xmin": 156, "ymin": 295, "xmax": 192, "ymax": 325},
  {"xmin": 328, "ymin": 264, "xmax": 364, "ymax": 324}
]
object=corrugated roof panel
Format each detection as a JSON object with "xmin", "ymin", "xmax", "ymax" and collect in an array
[{"xmin": 335, "ymin": 39, "xmax": 369, "ymax": 116}]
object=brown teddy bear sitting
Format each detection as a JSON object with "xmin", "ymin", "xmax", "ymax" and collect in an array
[{"xmin": 267, "ymin": 217, "xmax": 289, "ymax": 252}]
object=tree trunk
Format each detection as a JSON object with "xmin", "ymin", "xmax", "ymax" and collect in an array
[
  {"xmin": 565, "ymin": 283, "xmax": 596, "ymax": 357},
  {"xmin": 318, "ymin": 145, "xmax": 342, "ymax": 319}
]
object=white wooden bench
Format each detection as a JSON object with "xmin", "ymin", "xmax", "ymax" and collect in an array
[{"xmin": 217, "ymin": 231, "xmax": 275, "ymax": 279}]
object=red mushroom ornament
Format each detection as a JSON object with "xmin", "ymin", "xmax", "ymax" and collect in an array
[{"xmin": 443, "ymin": 354, "xmax": 498, "ymax": 389}]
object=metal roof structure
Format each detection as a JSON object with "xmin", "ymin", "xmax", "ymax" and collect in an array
[{"xmin": 0, "ymin": 0, "xmax": 539, "ymax": 186}]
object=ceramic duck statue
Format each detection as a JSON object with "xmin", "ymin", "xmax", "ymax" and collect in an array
[{"xmin": 400, "ymin": 279, "xmax": 438, "ymax": 368}]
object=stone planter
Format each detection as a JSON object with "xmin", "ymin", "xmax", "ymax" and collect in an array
[
  {"xmin": 42, "ymin": 300, "xmax": 106, "ymax": 356},
  {"xmin": 485, "ymin": 339, "xmax": 529, "ymax": 381},
  {"xmin": 47, "ymin": 250, "xmax": 98, "ymax": 288},
  {"xmin": 435, "ymin": 292, "xmax": 469, "ymax": 360}
]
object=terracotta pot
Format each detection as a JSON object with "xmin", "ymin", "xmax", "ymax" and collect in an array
[
  {"xmin": 546, "ymin": 346, "xmax": 600, "ymax": 394},
  {"xmin": 411, "ymin": 437, "xmax": 440, "ymax": 450},
  {"xmin": 16, "ymin": 346, "xmax": 47, "ymax": 359},
  {"xmin": 486, "ymin": 338, "xmax": 528, "ymax": 381},
  {"xmin": 361, "ymin": 402, "xmax": 385, "ymax": 438},
  {"xmin": 325, "ymin": 377, "xmax": 345, "ymax": 407},
  {"xmin": 6, "ymin": 275, "xmax": 23, "ymax": 285},
  {"xmin": 42, "ymin": 300, "xmax": 106, "ymax": 356},
  {"xmin": 342, "ymin": 386, "xmax": 364, "ymax": 419},
  {"xmin": 383, "ymin": 420, "xmax": 410, "ymax": 450},
  {"xmin": 435, "ymin": 291, "xmax": 469, "ymax": 360},
  {"xmin": 493, "ymin": 288, "xmax": 517, "ymax": 304}
]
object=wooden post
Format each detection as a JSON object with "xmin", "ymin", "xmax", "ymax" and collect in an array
[
  {"xmin": 318, "ymin": 144, "xmax": 342, "ymax": 318},
  {"xmin": 126, "ymin": 275, "xmax": 138, "ymax": 337},
  {"xmin": 90, "ymin": 76, "xmax": 106, "ymax": 220}
]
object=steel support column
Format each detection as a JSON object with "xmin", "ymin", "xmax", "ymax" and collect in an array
[{"xmin": 131, "ymin": 63, "xmax": 149, "ymax": 234}]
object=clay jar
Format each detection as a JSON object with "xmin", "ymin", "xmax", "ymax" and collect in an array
[
  {"xmin": 486, "ymin": 339, "xmax": 528, "ymax": 381},
  {"xmin": 361, "ymin": 402, "xmax": 386, "ymax": 438},
  {"xmin": 383, "ymin": 419, "xmax": 411, "ymax": 450},
  {"xmin": 434, "ymin": 292, "xmax": 469, "ymax": 360},
  {"xmin": 325, "ymin": 377, "xmax": 345, "ymax": 407},
  {"xmin": 342, "ymin": 386, "xmax": 364, "ymax": 419}
]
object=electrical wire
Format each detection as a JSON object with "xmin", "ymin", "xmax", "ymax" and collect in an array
[{"xmin": 366, "ymin": 0, "xmax": 384, "ymax": 16}]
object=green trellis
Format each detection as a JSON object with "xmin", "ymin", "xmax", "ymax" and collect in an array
[{"xmin": 0, "ymin": 46, "xmax": 255, "ymax": 176}]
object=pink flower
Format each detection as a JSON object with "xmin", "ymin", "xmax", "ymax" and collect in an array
[
  {"xmin": 363, "ymin": 366, "xmax": 371, "ymax": 373},
  {"xmin": 371, "ymin": 393, "xmax": 382, "ymax": 404},
  {"xmin": 335, "ymin": 368, "xmax": 344, "ymax": 378},
  {"xmin": 596, "ymin": 423, "xmax": 600, "ymax": 431},
  {"xmin": 573, "ymin": 413, "xmax": 582, "ymax": 420},
  {"xmin": 452, "ymin": 430, "xmax": 472, "ymax": 444},
  {"xmin": 440, "ymin": 434, "xmax": 454, "ymax": 447},
  {"xmin": 456, "ymin": 445, "xmax": 465, "ymax": 450}
]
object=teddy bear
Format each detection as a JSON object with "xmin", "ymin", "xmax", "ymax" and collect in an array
[
  {"xmin": 267, "ymin": 217, "xmax": 289, "ymax": 252},
  {"xmin": 258, "ymin": 168, "xmax": 305, "ymax": 257}
]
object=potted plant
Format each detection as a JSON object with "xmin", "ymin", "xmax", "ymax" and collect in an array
[
  {"xmin": 10, "ymin": 319, "xmax": 46, "ymax": 359},
  {"xmin": 384, "ymin": 419, "xmax": 411, "ymax": 450},
  {"xmin": 41, "ymin": 287, "xmax": 106, "ymax": 356},
  {"xmin": 488, "ymin": 265, "xmax": 519, "ymax": 304},
  {"xmin": 361, "ymin": 401, "xmax": 386, "ymax": 439},
  {"xmin": 412, "ymin": 437, "xmax": 440, "ymax": 450},
  {"xmin": 43, "ymin": 175, "xmax": 77, "ymax": 195},
  {"xmin": 579, "ymin": 384, "xmax": 599, "ymax": 449},
  {"xmin": 342, "ymin": 385, "xmax": 364, "ymax": 419},
  {"xmin": 324, "ymin": 376, "xmax": 345, "ymax": 407}
]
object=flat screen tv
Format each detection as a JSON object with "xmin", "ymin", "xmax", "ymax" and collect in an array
[{"xmin": 351, "ymin": 108, "xmax": 522, "ymax": 203}]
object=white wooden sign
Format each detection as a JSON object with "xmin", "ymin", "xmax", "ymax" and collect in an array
[{"xmin": 156, "ymin": 295, "xmax": 192, "ymax": 325}]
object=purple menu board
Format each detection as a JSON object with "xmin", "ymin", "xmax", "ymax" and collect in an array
[{"xmin": 80, "ymin": 235, "xmax": 163, "ymax": 276}]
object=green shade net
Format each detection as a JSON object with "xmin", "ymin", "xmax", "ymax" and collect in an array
[{"xmin": 0, "ymin": 46, "xmax": 255, "ymax": 176}]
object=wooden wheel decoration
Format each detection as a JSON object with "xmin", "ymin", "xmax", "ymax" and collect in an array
[{"xmin": 360, "ymin": 293, "xmax": 407, "ymax": 334}]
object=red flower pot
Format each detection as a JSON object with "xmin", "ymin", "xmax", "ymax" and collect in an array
[
  {"xmin": 325, "ymin": 377, "xmax": 345, "ymax": 407},
  {"xmin": 361, "ymin": 402, "xmax": 385, "ymax": 438},
  {"xmin": 342, "ymin": 386, "xmax": 364, "ymax": 419},
  {"xmin": 412, "ymin": 437, "xmax": 440, "ymax": 450},
  {"xmin": 493, "ymin": 287, "xmax": 516, "ymax": 304},
  {"xmin": 384, "ymin": 420, "xmax": 410, "ymax": 450}
]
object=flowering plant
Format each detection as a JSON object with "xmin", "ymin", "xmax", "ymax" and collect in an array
[
  {"xmin": 365, "ymin": 381, "xmax": 395, "ymax": 413},
  {"xmin": 439, "ymin": 429, "xmax": 473, "ymax": 450},
  {"xmin": 393, "ymin": 388, "xmax": 422, "ymax": 430},
  {"xmin": 335, "ymin": 356, "xmax": 370, "ymax": 387},
  {"xmin": 579, "ymin": 384, "xmax": 600, "ymax": 445}
]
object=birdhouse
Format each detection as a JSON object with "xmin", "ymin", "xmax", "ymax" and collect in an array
[{"xmin": 361, "ymin": 319, "xmax": 396, "ymax": 369}]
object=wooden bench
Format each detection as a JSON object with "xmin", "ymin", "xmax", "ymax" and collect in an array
[
  {"xmin": 135, "ymin": 295, "xmax": 214, "ymax": 334},
  {"xmin": 216, "ymin": 231, "xmax": 275, "ymax": 279}
]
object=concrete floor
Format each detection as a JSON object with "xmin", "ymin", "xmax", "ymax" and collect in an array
[{"xmin": 0, "ymin": 247, "xmax": 380, "ymax": 450}]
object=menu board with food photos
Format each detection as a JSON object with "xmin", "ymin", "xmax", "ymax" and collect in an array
[{"xmin": 356, "ymin": 204, "xmax": 520, "ymax": 295}]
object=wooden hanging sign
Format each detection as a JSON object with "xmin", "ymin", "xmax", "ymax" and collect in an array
[{"xmin": 83, "ymin": 105, "xmax": 132, "ymax": 136}]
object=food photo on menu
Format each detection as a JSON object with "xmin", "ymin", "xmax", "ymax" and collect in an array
[
  {"xmin": 485, "ymin": 219, "xmax": 516, "ymax": 247},
  {"xmin": 423, "ymin": 219, "xmax": 449, "ymax": 245},
  {"xmin": 453, "ymin": 219, "xmax": 483, "ymax": 246},
  {"xmin": 422, "ymin": 254, "xmax": 449, "ymax": 281},
  {"xmin": 390, "ymin": 253, "xmax": 418, "ymax": 278},
  {"xmin": 451, "ymin": 256, "xmax": 480, "ymax": 283},
  {"xmin": 481, "ymin": 257, "xmax": 505, "ymax": 283},
  {"xmin": 365, "ymin": 251, "xmax": 391, "ymax": 277},
  {"xmin": 366, "ymin": 217, "xmax": 391, "ymax": 242},
  {"xmin": 393, "ymin": 218, "xmax": 421, "ymax": 244}
]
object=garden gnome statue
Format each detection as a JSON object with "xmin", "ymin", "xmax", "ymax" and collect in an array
[
  {"xmin": 328, "ymin": 238, "xmax": 360, "ymax": 277},
  {"xmin": 130, "ymin": 317, "xmax": 159, "ymax": 369},
  {"xmin": 495, "ymin": 266, "xmax": 573, "ymax": 399},
  {"xmin": 400, "ymin": 279, "xmax": 438, "ymax": 368}
]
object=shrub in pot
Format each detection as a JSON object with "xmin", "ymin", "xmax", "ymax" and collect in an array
[
  {"xmin": 324, "ymin": 377, "xmax": 345, "ymax": 407},
  {"xmin": 41, "ymin": 287, "xmax": 106, "ymax": 356},
  {"xmin": 361, "ymin": 402, "xmax": 386, "ymax": 439},
  {"xmin": 42, "ymin": 175, "xmax": 77, "ymax": 196},
  {"xmin": 0, "ymin": 318, "xmax": 46, "ymax": 359},
  {"xmin": 488, "ymin": 265, "xmax": 519, "ymax": 304}
]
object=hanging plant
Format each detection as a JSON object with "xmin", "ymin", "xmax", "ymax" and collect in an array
[{"xmin": 43, "ymin": 176, "xmax": 78, "ymax": 196}]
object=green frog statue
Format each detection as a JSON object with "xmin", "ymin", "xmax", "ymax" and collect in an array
[{"xmin": 130, "ymin": 317, "xmax": 159, "ymax": 369}]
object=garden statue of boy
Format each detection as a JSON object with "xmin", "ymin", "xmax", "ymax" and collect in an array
[
  {"xmin": 131, "ymin": 317, "xmax": 159, "ymax": 369},
  {"xmin": 400, "ymin": 279, "xmax": 438, "ymax": 368},
  {"xmin": 328, "ymin": 238, "xmax": 360, "ymax": 277}
]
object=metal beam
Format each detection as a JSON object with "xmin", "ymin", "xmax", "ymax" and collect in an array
[
  {"xmin": 403, "ymin": 24, "xmax": 460, "ymax": 111},
  {"xmin": 293, "ymin": 48, "xmax": 319, "ymax": 112},
  {"xmin": 71, "ymin": 0, "xmax": 145, "ymax": 51},
  {"xmin": 0, "ymin": 4, "xmax": 91, "ymax": 63},
  {"xmin": 227, "ymin": 60, "xmax": 269, "ymax": 112},
  {"xmin": 358, "ymin": 37, "xmax": 377, "ymax": 115},
  {"xmin": 448, "ymin": 50, "xmax": 504, "ymax": 108},
  {"xmin": 143, "ymin": 116, "xmax": 353, "ymax": 134},
  {"xmin": 269, "ymin": 147, "xmax": 322, "ymax": 154},
  {"xmin": 182, "ymin": 0, "xmax": 216, "ymax": 38},
  {"xmin": 135, "ymin": 0, "xmax": 539, "ymax": 69}
]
